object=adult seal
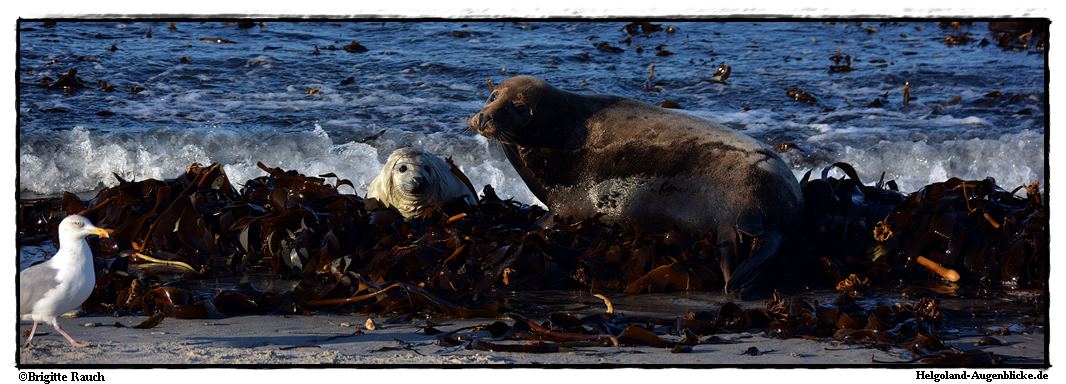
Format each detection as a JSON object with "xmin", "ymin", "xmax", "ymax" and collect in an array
[{"xmin": 469, "ymin": 76, "xmax": 803, "ymax": 293}]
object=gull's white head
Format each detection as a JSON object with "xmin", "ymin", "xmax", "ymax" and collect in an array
[{"xmin": 58, "ymin": 215, "xmax": 110, "ymax": 243}]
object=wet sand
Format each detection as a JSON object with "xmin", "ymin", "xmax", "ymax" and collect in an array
[{"xmin": 18, "ymin": 314, "xmax": 1046, "ymax": 365}]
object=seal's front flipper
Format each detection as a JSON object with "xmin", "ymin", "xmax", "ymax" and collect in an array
[
  {"xmin": 533, "ymin": 212, "xmax": 555, "ymax": 230},
  {"xmin": 725, "ymin": 231, "xmax": 782, "ymax": 295},
  {"xmin": 717, "ymin": 226, "xmax": 740, "ymax": 295}
]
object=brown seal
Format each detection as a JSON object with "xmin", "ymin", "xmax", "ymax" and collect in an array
[{"xmin": 470, "ymin": 76, "xmax": 803, "ymax": 293}]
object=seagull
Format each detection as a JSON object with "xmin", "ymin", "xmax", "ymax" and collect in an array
[{"xmin": 20, "ymin": 215, "xmax": 110, "ymax": 348}]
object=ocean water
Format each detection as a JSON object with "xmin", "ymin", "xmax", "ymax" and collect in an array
[{"xmin": 18, "ymin": 21, "xmax": 1046, "ymax": 204}]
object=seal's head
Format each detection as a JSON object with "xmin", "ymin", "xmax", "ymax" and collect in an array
[
  {"xmin": 471, "ymin": 76, "xmax": 569, "ymax": 148},
  {"xmin": 366, "ymin": 148, "xmax": 476, "ymax": 218}
]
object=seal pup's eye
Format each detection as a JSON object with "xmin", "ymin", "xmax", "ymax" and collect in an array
[
  {"xmin": 398, "ymin": 165, "xmax": 408, "ymax": 173},
  {"xmin": 487, "ymin": 91, "xmax": 498, "ymax": 104},
  {"xmin": 424, "ymin": 165, "xmax": 432, "ymax": 173}
]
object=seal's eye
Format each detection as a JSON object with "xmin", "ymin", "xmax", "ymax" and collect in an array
[
  {"xmin": 424, "ymin": 165, "xmax": 431, "ymax": 173},
  {"xmin": 399, "ymin": 165, "xmax": 408, "ymax": 173},
  {"xmin": 512, "ymin": 102, "xmax": 531, "ymax": 116},
  {"xmin": 487, "ymin": 91, "xmax": 498, "ymax": 104}
]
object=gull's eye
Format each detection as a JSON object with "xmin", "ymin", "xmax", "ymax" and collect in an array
[
  {"xmin": 399, "ymin": 165, "xmax": 408, "ymax": 173},
  {"xmin": 70, "ymin": 220, "xmax": 84, "ymax": 228}
]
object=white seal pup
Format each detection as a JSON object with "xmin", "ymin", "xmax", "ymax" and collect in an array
[{"xmin": 367, "ymin": 147, "xmax": 478, "ymax": 219}]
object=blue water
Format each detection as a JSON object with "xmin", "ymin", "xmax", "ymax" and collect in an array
[{"xmin": 18, "ymin": 21, "xmax": 1046, "ymax": 202}]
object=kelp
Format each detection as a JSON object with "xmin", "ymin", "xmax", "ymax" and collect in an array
[
  {"xmin": 987, "ymin": 21, "xmax": 1048, "ymax": 51},
  {"xmin": 360, "ymin": 288, "xmax": 1011, "ymax": 364},
  {"xmin": 792, "ymin": 163, "xmax": 1047, "ymax": 293},
  {"xmin": 16, "ymin": 161, "xmax": 1047, "ymax": 363},
  {"xmin": 874, "ymin": 178, "xmax": 1047, "ymax": 288},
  {"xmin": 19, "ymin": 161, "xmax": 1047, "ymax": 305}
]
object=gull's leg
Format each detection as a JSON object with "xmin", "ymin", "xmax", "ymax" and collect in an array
[
  {"xmin": 52, "ymin": 320, "xmax": 89, "ymax": 348},
  {"xmin": 23, "ymin": 321, "xmax": 39, "ymax": 348}
]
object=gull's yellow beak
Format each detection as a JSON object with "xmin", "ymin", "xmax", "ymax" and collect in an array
[{"xmin": 89, "ymin": 228, "xmax": 111, "ymax": 238}]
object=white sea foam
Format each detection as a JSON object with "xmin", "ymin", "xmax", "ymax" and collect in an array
[
  {"xmin": 783, "ymin": 129, "xmax": 1044, "ymax": 193},
  {"xmin": 928, "ymin": 115, "xmax": 989, "ymax": 126},
  {"xmin": 245, "ymin": 55, "xmax": 275, "ymax": 68},
  {"xmin": 18, "ymin": 124, "xmax": 542, "ymax": 205},
  {"xmin": 19, "ymin": 122, "xmax": 1044, "ymax": 203}
]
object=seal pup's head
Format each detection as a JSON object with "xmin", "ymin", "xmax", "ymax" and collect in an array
[
  {"xmin": 366, "ymin": 148, "xmax": 477, "ymax": 218},
  {"xmin": 470, "ymin": 76, "xmax": 577, "ymax": 148}
]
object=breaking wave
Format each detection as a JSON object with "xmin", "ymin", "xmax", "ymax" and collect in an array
[{"xmin": 19, "ymin": 124, "xmax": 1043, "ymax": 203}]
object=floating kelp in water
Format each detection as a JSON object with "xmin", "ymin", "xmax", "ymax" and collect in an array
[
  {"xmin": 343, "ymin": 41, "xmax": 368, "ymax": 53},
  {"xmin": 621, "ymin": 22, "xmax": 664, "ymax": 35},
  {"xmin": 710, "ymin": 63, "xmax": 731, "ymax": 83},
  {"xmin": 97, "ymin": 80, "xmax": 115, "ymax": 92},
  {"xmin": 198, "ymin": 37, "xmax": 237, "ymax": 44},
  {"xmin": 594, "ymin": 42, "xmax": 624, "ymax": 54},
  {"xmin": 988, "ymin": 21, "xmax": 1048, "ymax": 51},
  {"xmin": 786, "ymin": 87, "xmax": 817, "ymax": 104},
  {"xmin": 49, "ymin": 68, "xmax": 86, "ymax": 92},
  {"xmin": 828, "ymin": 48, "xmax": 853, "ymax": 73},
  {"xmin": 943, "ymin": 34, "xmax": 976, "ymax": 47}
]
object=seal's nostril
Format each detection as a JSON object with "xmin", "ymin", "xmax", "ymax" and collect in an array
[
  {"xmin": 470, "ymin": 114, "xmax": 481, "ymax": 130},
  {"xmin": 473, "ymin": 113, "xmax": 493, "ymax": 129}
]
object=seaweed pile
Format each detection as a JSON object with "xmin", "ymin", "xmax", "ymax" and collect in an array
[
  {"xmin": 17, "ymin": 161, "xmax": 1046, "ymax": 362},
  {"xmin": 420, "ymin": 290, "xmax": 1006, "ymax": 364},
  {"xmin": 795, "ymin": 163, "xmax": 1047, "ymax": 290}
]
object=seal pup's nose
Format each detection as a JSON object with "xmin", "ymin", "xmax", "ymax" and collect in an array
[{"xmin": 411, "ymin": 176, "xmax": 426, "ymax": 194}]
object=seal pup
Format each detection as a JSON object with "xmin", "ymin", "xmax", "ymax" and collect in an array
[
  {"xmin": 470, "ymin": 76, "xmax": 803, "ymax": 293},
  {"xmin": 21, "ymin": 215, "xmax": 110, "ymax": 348},
  {"xmin": 367, "ymin": 147, "xmax": 478, "ymax": 219}
]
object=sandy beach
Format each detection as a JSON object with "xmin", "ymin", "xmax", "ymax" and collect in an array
[{"xmin": 18, "ymin": 314, "xmax": 1045, "ymax": 365}]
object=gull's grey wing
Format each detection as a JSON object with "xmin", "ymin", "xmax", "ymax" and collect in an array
[{"xmin": 19, "ymin": 263, "xmax": 58, "ymax": 315}]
